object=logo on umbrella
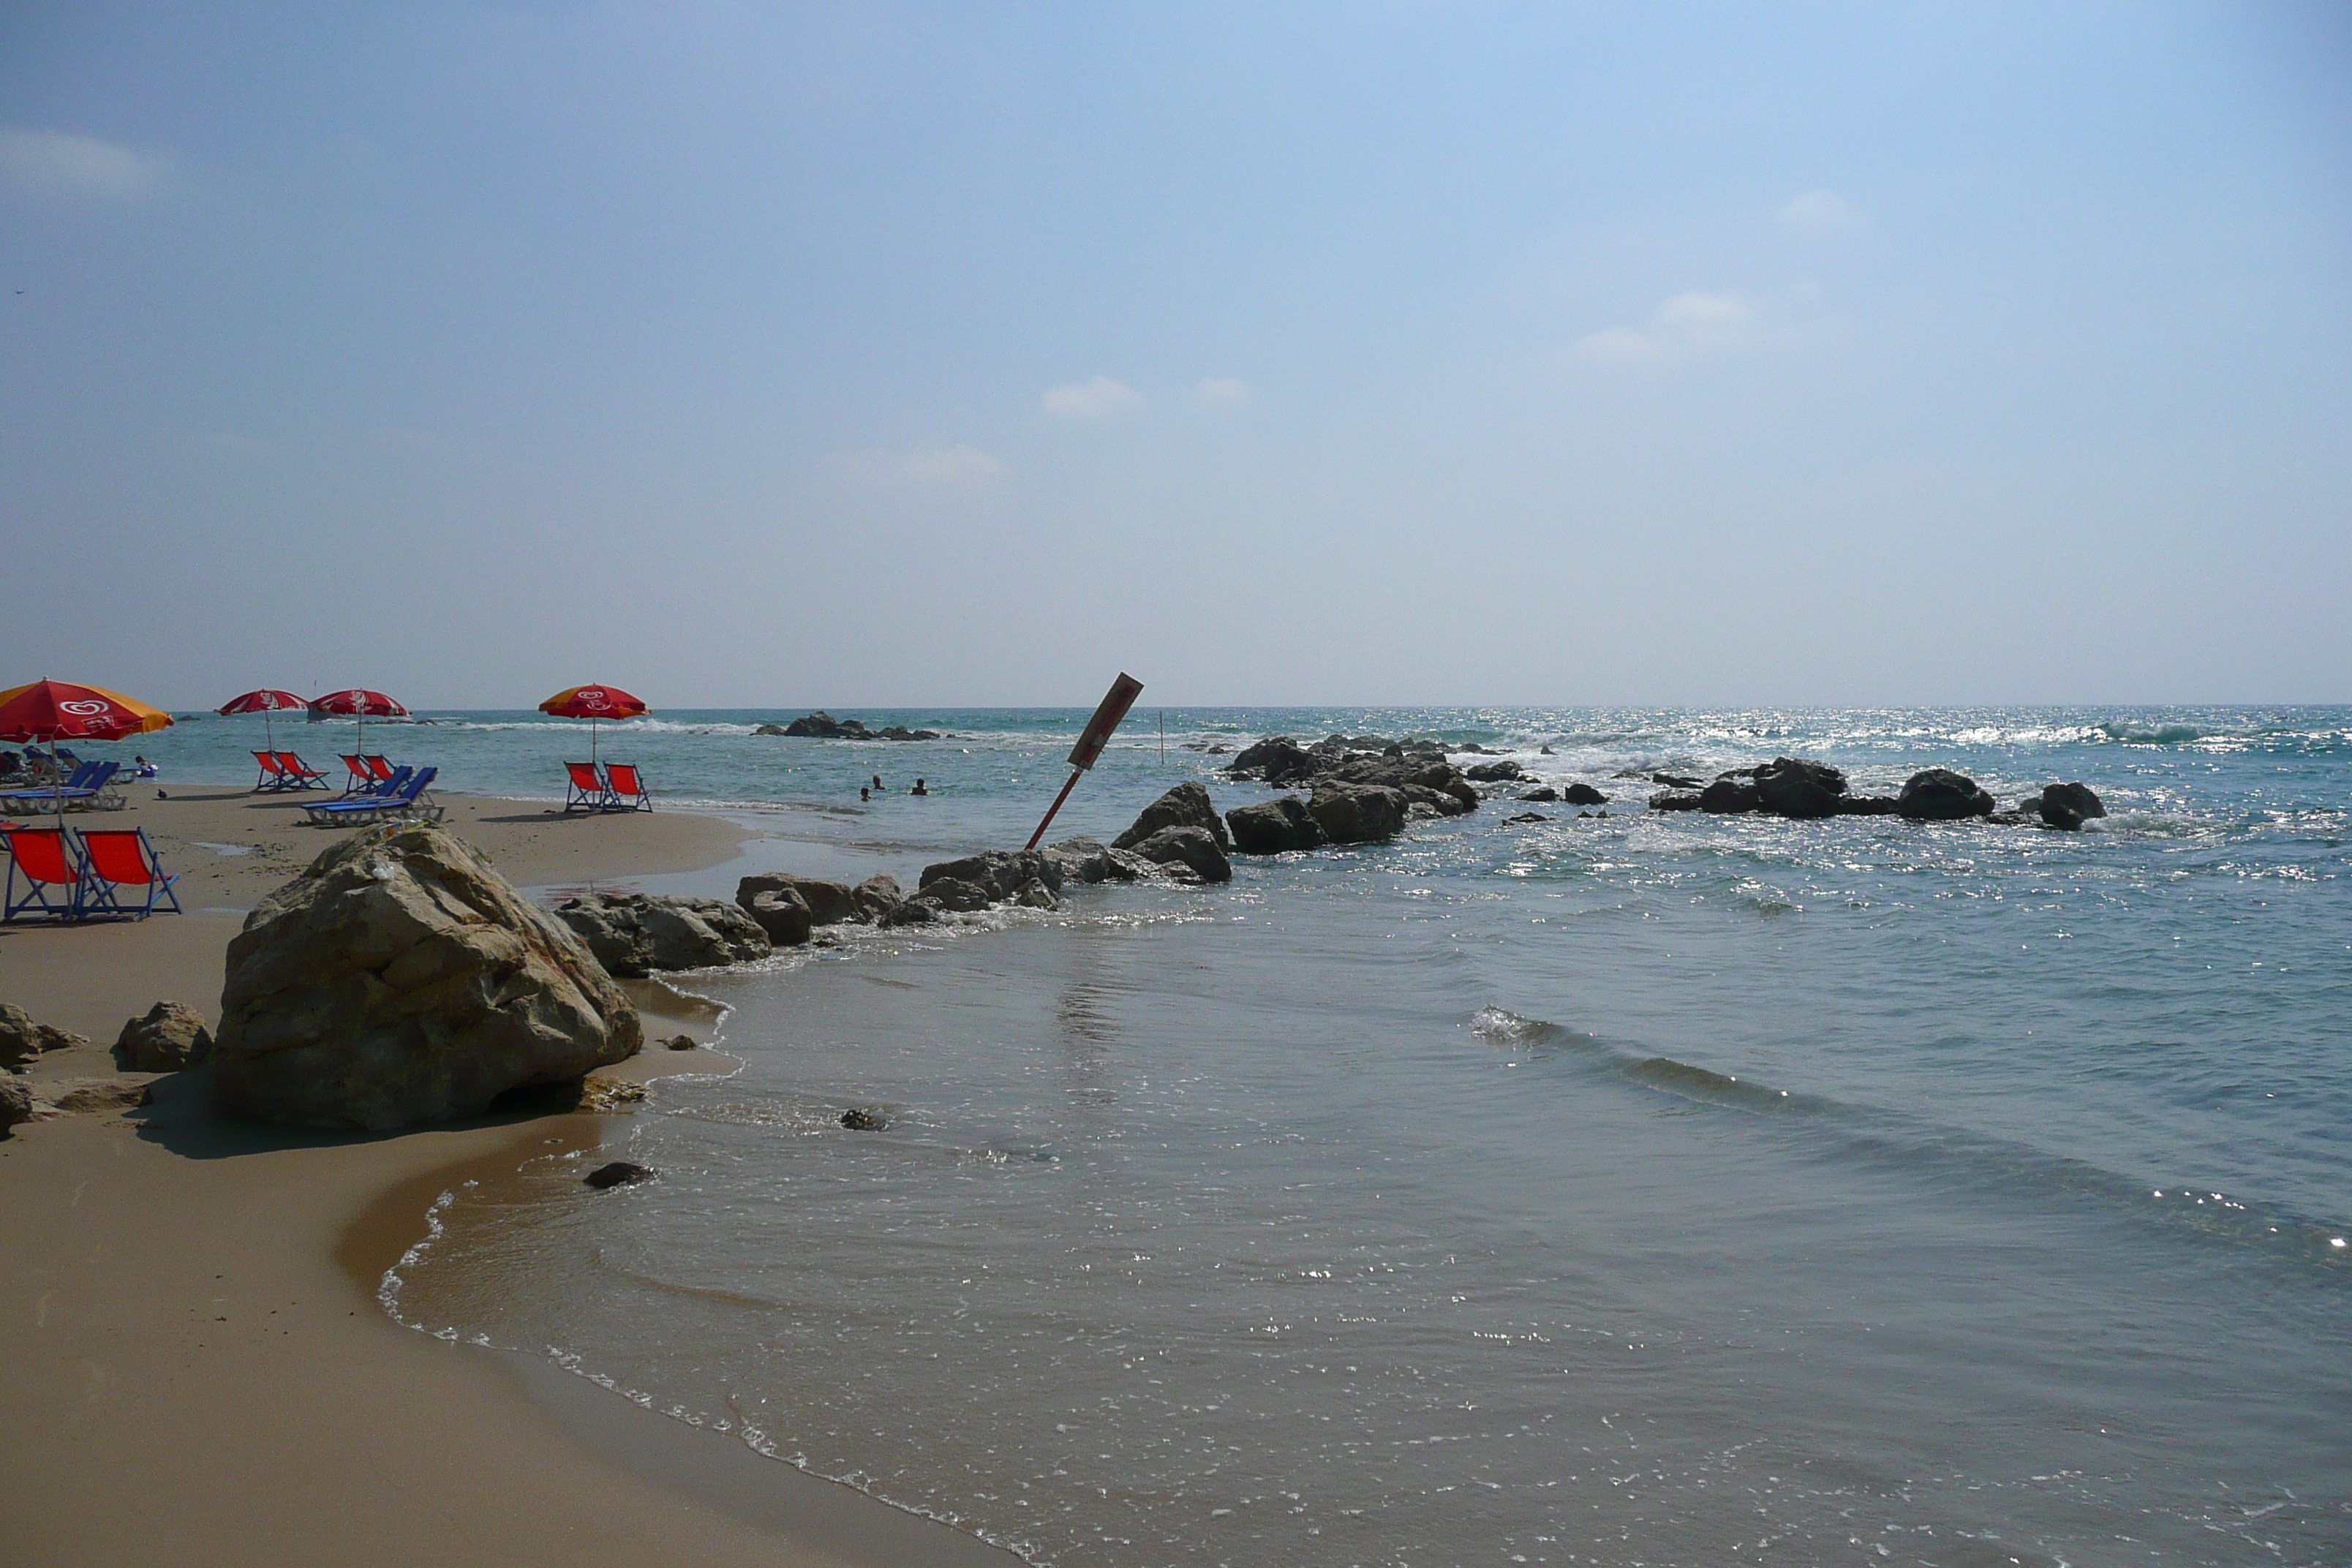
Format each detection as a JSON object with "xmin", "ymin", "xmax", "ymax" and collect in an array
[{"xmin": 59, "ymin": 699, "xmax": 110, "ymax": 717}]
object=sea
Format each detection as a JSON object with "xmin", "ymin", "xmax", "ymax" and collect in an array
[{"xmin": 135, "ymin": 706, "xmax": 2349, "ymax": 1565}]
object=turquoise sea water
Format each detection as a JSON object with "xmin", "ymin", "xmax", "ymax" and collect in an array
[{"xmin": 152, "ymin": 706, "xmax": 2351, "ymax": 1563}]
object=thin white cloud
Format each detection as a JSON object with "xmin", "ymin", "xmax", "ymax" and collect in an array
[
  {"xmin": 829, "ymin": 443, "xmax": 1009, "ymax": 490},
  {"xmin": 1042, "ymin": 376, "xmax": 1145, "ymax": 421},
  {"xmin": 1194, "ymin": 377, "xmax": 1251, "ymax": 406},
  {"xmin": 0, "ymin": 129, "xmax": 167, "ymax": 198},
  {"xmin": 1574, "ymin": 291, "xmax": 1764, "ymax": 363},
  {"xmin": 1779, "ymin": 189, "xmax": 1870, "ymax": 233}
]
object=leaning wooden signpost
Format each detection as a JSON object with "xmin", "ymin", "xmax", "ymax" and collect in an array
[{"xmin": 1025, "ymin": 672, "xmax": 1146, "ymax": 850}]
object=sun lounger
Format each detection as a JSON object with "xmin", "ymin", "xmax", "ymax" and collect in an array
[
  {"xmin": 564, "ymin": 761, "xmax": 614, "ymax": 813},
  {"xmin": 74, "ymin": 827, "xmax": 181, "ymax": 919},
  {"xmin": 302, "ymin": 766, "xmax": 440, "ymax": 827},
  {"xmin": 1, "ymin": 826, "xmax": 83, "ymax": 921},
  {"xmin": 603, "ymin": 762, "xmax": 653, "ymax": 812},
  {"xmin": 0, "ymin": 759, "xmax": 121, "ymax": 813},
  {"xmin": 273, "ymin": 752, "xmax": 332, "ymax": 790}
]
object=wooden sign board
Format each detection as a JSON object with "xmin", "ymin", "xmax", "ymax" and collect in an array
[{"xmin": 1067, "ymin": 673, "xmax": 1145, "ymax": 771}]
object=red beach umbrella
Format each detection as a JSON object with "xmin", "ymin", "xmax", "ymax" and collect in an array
[
  {"xmin": 0, "ymin": 678, "xmax": 174, "ymax": 807},
  {"xmin": 310, "ymin": 688, "xmax": 409, "ymax": 758},
  {"xmin": 216, "ymin": 688, "xmax": 309, "ymax": 751},
  {"xmin": 538, "ymin": 683, "xmax": 648, "ymax": 764}
]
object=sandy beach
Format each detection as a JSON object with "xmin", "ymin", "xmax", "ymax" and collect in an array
[{"xmin": 0, "ymin": 786, "xmax": 1011, "ymax": 1567}]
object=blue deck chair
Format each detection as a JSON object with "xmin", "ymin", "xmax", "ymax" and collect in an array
[
  {"xmin": 0, "ymin": 759, "xmax": 113, "ymax": 814},
  {"xmin": 75, "ymin": 827, "xmax": 181, "ymax": 919},
  {"xmin": 303, "ymin": 766, "xmax": 439, "ymax": 827}
]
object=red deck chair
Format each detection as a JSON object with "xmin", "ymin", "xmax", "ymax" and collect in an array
[
  {"xmin": 254, "ymin": 750, "xmax": 290, "ymax": 791},
  {"xmin": 1, "ymin": 826, "xmax": 84, "ymax": 922},
  {"xmin": 274, "ymin": 752, "xmax": 331, "ymax": 790},
  {"xmin": 563, "ymin": 761, "xmax": 613, "ymax": 813},
  {"xmin": 75, "ymin": 828, "xmax": 181, "ymax": 919},
  {"xmin": 339, "ymin": 754, "xmax": 373, "ymax": 794},
  {"xmin": 602, "ymin": 763, "xmax": 652, "ymax": 812},
  {"xmin": 364, "ymin": 755, "xmax": 397, "ymax": 783}
]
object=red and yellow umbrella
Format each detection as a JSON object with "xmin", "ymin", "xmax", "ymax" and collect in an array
[
  {"xmin": 538, "ymin": 683, "xmax": 648, "ymax": 763},
  {"xmin": 0, "ymin": 679, "xmax": 175, "ymax": 745}
]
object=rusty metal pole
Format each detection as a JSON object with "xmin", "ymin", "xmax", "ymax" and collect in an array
[
  {"xmin": 1024, "ymin": 672, "xmax": 1145, "ymax": 851},
  {"xmin": 1025, "ymin": 767, "xmax": 1087, "ymax": 851}
]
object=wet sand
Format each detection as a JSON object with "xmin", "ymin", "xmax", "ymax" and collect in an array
[{"xmin": 0, "ymin": 788, "xmax": 1012, "ymax": 1567}]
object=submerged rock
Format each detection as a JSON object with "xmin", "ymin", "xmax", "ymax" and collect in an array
[
  {"xmin": 1648, "ymin": 788, "xmax": 1704, "ymax": 812},
  {"xmin": 1226, "ymin": 796, "xmax": 1329, "ymax": 855},
  {"xmin": 1308, "ymin": 783, "xmax": 1409, "ymax": 845},
  {"xmin": 214, "ymin": 824, "xmax": 641, "ymax": 1130},
  {"xmin": 1502, "ymin": 812, "xmax": 1553, "ymax": 825},
  {"xmin": 840, "ymin": 1107, "xmax": 890, "ymax": 1131},
  {"xmin": 1698, "ymin": 777, "xmax": 1763, "ymax": 814},
  {"xmin": 1561, "ymin": 783, "xmax": 1608, "ymax": 807},
  {"xmin": 113, "ymin": 1000, "xmax": 213, "ymax": 1072},
  {"xmin": 1896, "ymin": 769, "xmax": 1996, "ymax": 821},
  {"xmin": 1834, "ymin": 795, "xmax": 1902, "ymax": 816},
  {"xmin": 1518, "ymin": 787, "xmax": 1559, "ymax": 803},
  {"xmin": 554, "ymin": 893, "xmax": 772, "ymax": 977},
  {"xmin": 1752, "ymin": 757, "xmax": 1847, "ymax": 820},
  {"xmin": 1464, "ymin": 760, "xmax": 1526, "ymax": 783},
  {"xmin": 584, "ymin": 1161, "xmax": 653, "ymax": 1189}
]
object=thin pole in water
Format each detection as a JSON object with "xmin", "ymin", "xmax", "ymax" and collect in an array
[{"xmin": 1159, "ymin": 709, "xmax": 1165, "ymax": 765}]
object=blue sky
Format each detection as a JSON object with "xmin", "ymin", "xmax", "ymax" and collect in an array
[{"xmin": 2, "ymin": 2, "xmax": 2345, "ymax": 708}]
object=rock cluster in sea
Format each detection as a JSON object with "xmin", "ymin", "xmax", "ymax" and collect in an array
[
  {"xmin": 1648, "ymin": 759, "xmax": 2103, "ymax": 829},
  {"xmin": 212, "ymin": 823, "xmax": 643, "ymax": 1130},
  {"xmin": 755, "ymin": 711, "xmax": 942, "ymax": 742}
]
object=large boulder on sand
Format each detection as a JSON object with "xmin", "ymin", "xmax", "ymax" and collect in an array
[
  {"xmin": 0, "ymin": 1003, "xmax": 86, "ymax": 1072},
  {"xmin": 1124, "ymin": 825, "xmax": 1232, "ymax": 883},
  {"xmin": 1112, "ymin": 782, "xmax": 1230, "ymax": 851},
  {"xmin": 1752, "ymin": 757, "xmax": 1847, "ymax": 819},
  {"xmin": 554, "ymin": 893, "xmax": 772, "ymax": 976},
  {"xmin": 212, "ymin": 824, "xmax": 643, "ymax": 1131},
  {"xmin": 737, "ymin": 872, "xmax": 855, "ymax": 925},
  {"xmin": 113, "ymin": 1000, "xmax": 213, "ymax": 1071},
  {"xmin": 1897, "ymin": 769, "xmax": 1996, "ymax": 821},
  {"xmin": 1226, "ymin": 796, "xmax": 1328, "ymax": 854},
  {"xmin": 1308, "ymin": 783, "xmax": 1409, "ymax": 845}
]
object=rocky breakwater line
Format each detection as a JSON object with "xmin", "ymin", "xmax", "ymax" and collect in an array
[
  {"xmin": 1219, "ymin": 734, "xmax": 1484, "ymax": 853},
  {"xmin": 211, "ymin": 824, "xmax": 643, "ymax": 1131},
  {"xmin": 753, "ymin": 710, "xmax": 941, "ymax": 742},
  {"xmin": 1648, "ymin": 758, "xmax": 2104, "ymax": 829}
]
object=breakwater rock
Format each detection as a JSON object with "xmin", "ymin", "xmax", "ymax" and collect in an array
[
  {"xmin": 214, "ymin": 824, "xmax": 641, "ymax": 1131},
  {"xmin": 554, "ymin": 893, "xmax": 772, "ymax": 976},
  {"xmin": 1224, "ymin": 734, "xmax": 1480, "ymax": 816},
  {"xmin": 764, "ymin": 711, "xmax": 942, "ymax": 742},
  {"xmin": 1647, "ymin": 759, "xmax": 2098, "ymax": 829}
]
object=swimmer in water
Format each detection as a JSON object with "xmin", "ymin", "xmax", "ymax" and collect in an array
[{"xmin": 911, "ymin": 777, "xmax": 929, "ymax": 796}]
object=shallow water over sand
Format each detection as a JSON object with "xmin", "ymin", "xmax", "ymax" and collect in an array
[{"xmin": 332, "ymin": 707, "xmax": 2351, "ymax": 1564}]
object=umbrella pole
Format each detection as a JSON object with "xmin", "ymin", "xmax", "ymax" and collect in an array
[{"xmin": 591, "ymin": 717, "xmax": 598, "ymax": 766}]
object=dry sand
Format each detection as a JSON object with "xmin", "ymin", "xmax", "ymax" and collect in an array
[{"xmin": 0, "ymin": 788, "xmax": 1012, "ymax": 1567}]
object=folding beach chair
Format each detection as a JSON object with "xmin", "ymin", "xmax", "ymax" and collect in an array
[
  {"xmin": 274, "ymin": 752, "xmax": 332, "ymax": 790},
  {"xmin": 365, "ymin": 755, "xmax": 397, "ymax": 783},
  {"xmin": 1, "ymin": 826, "xmax": 83, "ymax": 922},
  {"xmin": 563, "ymin": 761, "xmax": 614, "ymax": 813},
  {"xmin": 255, "ymin": 750, "xmax": 290, "ymax": 790},
  {"xmin": 339, "ymin": 755, "xmax": 374, "ymax": 794},
  {"xmin": 74, "ymin": 827, "xmax": 181, "ymax": 919},
  {"xmin": 602, "ymin": 763, "xmax": 653, "ymax": 812}
]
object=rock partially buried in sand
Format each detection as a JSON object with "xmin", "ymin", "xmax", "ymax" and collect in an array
[
  {"xmin": 584, "ymin": 1161, "xmax": 654, "ymax": 1189},
  {"xmin": 41, "ymin": 1077, "xmax": 153, "ymax": 1115},
  {"xmin": 553, "ymin": 892, "xmax": 772, "ymax": 976},
  {"xmin": 664, "ymin": 1034, "xmax": 697, "ymax": 1051},
  {"xmin": 840, "ymin": 1107, "xmax": 889, "ymax": 1131},
  {"xmin": 213, "ymin": 823, "xmax": 643, "ymax": 1131},
  {"xmin": 0, "ymin": 1003, "xmax": 88, "ymax": 1072},
  {"xmin": 113, "ymin": 1000, "xmax": 213, "ymax": 1072},
  {"xmin": 1, "ymin": 1077, "xmax": 34, "ymax": 1136}
]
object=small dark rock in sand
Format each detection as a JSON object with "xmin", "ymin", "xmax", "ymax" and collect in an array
[
  {"xmin": 665, "ymin": 1034, "xmax": 697, "ymax": 1051},
  {"xmin": 1561, "ymin": 783, "xmax": 1608, "ymax": 807},
  {"xmin": 1896, "ymin": 769, "xmax": 1997, "ymax": 821},
  {"xmin": 584, "ymin": 1161, "xmax": 654, "ymax": 1189},
  {"xmin": 840, "ymin": 1108, "xmax": 890, "ymax": 1131},
  {"xmin": 1, "ymin": 1003, "xmax": 88, "ymax": 1072}
]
